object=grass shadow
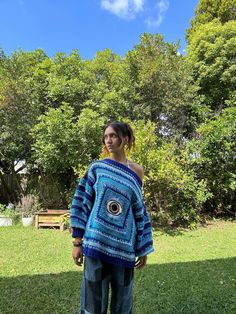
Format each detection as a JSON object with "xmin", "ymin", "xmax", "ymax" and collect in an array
[
  {"xmin": 157, "ymin": 226, "xmax": 186, "ymax": 236},
  {"xmin": 0, "ymin": 271, "xmax": 83, "ymax": 314},
  {"xmin": 0, "ymin": 257, "xmax": 235, "ymax": 313},
  {"xmin": 134, "ymin": 257, "xmax": 236, "ymax": 314}
]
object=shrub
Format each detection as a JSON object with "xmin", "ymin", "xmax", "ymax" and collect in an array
[
  {"xmin": 128, "ymin": 120, "xmax": 212, "ymax": 228},
  {"xmin": 0, "ymin": 203, "xmax": 21, "ymax": 224}
]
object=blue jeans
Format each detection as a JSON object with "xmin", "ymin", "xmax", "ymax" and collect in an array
[{"xmin": 81, "ymin": 256, "xmax": 134, "ymax": 314}]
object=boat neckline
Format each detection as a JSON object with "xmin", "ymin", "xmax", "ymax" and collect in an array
[{"xmin": 103, "ymin": 158, "xmax": 142, "ymax": 187}]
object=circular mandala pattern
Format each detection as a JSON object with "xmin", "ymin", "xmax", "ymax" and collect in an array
[{"xmin": 107, "ymin": 200, "xmax": 122, "ymax": 216}]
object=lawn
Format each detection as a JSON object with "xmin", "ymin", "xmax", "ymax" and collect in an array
[{"xmin": 0, "ymin": 220, "xmax": 235, "ymax": 314}]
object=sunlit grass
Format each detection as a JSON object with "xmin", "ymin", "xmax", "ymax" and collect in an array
[{"xmin": 0, "ymin": 221, "xmax": 235, "ymax": 313}]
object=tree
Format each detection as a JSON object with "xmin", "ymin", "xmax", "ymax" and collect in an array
[
  {"xmin": 31, "ymin": 103, "xmax": 104, "ymax": 174},
  {"xmin": 186, "ymin": 106, "xmax": 236, "ymax": 215},
  {"xmin": 187, "ymin": 0, "xmax": 236, "ymax": 42},
  {"xmin": 85, "ymin": 49, "xmax": 131, "ymax": 120},
  {"xmin": 0, "ymin": 49, "xmax": 50, "ymax": 166},
  {"xmin": 0, "ymin": 49, "xmax": 52, "ymax": 203},
  {"xmin": 125, "ymin": 33, "xmax": 199, "ymax": 139},
  {"xmin": 31, "ymin": 103, "xmax": 105, "ymax": 207},
  {"xmin": 47, "ymin": 50, "xmax": 95, "ymax": 113},
  {"xmin": 187, "ymin": 20, "xmax": 236, "ymax": 111}
]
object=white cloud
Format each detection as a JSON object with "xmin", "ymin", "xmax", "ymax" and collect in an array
[
  {"xmin": 101, "ymin": 0, "xmax": 145, "ymax": 20},
  {"xmin": 145, "ymin": 0, "xmax": 169, "ymax": 28},
  {"xmin": 100, "ymin": 0, "xmax": 169, "ymax": 28}
]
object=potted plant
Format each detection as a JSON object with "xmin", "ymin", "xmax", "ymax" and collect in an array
[
  {"xmin": 17, "ymin": 194, "xmax": 41, "ymax": 227},
  {"xmin": 0, "ymin": 203, "xmax": 18, "ymax": 226}
]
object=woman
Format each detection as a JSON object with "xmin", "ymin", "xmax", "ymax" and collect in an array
[{"xmin": 70, "ymin": 121, "xmax": 154, "ymax": 314}]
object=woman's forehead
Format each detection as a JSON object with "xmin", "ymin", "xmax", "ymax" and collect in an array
[{"xmin": 104, "ymin": 126, "xmax": 117, "ymax": 135}]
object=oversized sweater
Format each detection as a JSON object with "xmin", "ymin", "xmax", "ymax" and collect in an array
[{"xmin": 70, "ymin": 158, "xmax": 154, "ymax": 268}]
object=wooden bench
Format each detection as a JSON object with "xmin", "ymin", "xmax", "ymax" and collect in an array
[{"xmin": 35, "ymin": 210, "xmax": 70, "ymax": 231}]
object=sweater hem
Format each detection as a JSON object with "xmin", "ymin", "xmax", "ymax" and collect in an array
[
  {"xmin": 136, "ymin": 247, "xmax": 155, "ymax": 257},
  {"xmin": 83, "ymin": 246, "xmax": 135, "ymax": 268}
]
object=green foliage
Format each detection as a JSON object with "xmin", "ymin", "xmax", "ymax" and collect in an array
[
  {"xmin": 31, "ymin": 103, "xmax": 79, "ymax": 173},
  {"xmin": 31, "ymin": 104, "xmax": 104, "ymax": 207},
  {"xmin": 60, "ymin": 212, "xmax": 70, "ymax": 229},
  {"xmin": 31, "ymin": 103, "xmax": 104, "ymax": 174},
  {"xmin": 0, "ymin": 203, "xmax": 7, "ymax": 213},
  {"xmin": 0, "ymin": 203, "xmax": 20, "ymax": 224},
  {"xmin": 48, "ymin": 50, "xmax": 94, "ymax": 111},
  {"xmin": 127, "ymin": 120, "xmax": 211, "ymax": 227},
  {"xmin": 85, "ymin": 49, "xmax": 131, "ymax": 120},
  {"xmin": 187, "ymin": 20, "xmax": 236, "ymax": 110},
  {"xmin": 126, "ymin": 33, "xmax": 199, "ymax": 138},
  {"xmin": 0, "ymin": 49, "xmax": 49, "ymax": 163},
  {"xmin": 127, "ymin": 120, "xmax": 158, "ymax": 166},
  {"xmin": 186, "ymin": 107, "xmax": 236, "ymax": 214},
  {"xmin": 187, "ymin": 0, "xmax": 236, "ymax": 41},
  {"xmin": 75, "ymin": 107, "xmax": 105, "ymax": 166}
]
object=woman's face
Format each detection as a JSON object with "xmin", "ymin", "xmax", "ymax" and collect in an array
[{"xmin": 104, "ymin": 126, "xmax": 127, "ymax": 154}]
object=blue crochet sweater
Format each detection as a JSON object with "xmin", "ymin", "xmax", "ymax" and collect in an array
[{"xmin": 70, "ymin": 158, "xmax": 154, "ymax": 268}]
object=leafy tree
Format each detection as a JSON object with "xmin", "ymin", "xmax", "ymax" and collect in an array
[
  {"xmin": 47, "ymin": 50, "xmax": 94, "ymax": 112},
  {"xmin": 187, "ymin": 20, "xmax": 236, "ymax": 111},
  {"xmin": 31, "ymin": 103, "xmax": 105, "ymax": 207},
  {"xmin": 125, "ymin": 33, "xmax": 199, "ymax": 139},
  {"xmin": 187, "ymin": 0, "xmax": 236, "ymax": 42},
  {"xmin": 186, "ymin": 106, "xmax": 236, "ymax": 215},
  {"xmin": 0, "ymin": 49, "xmax": 52, "ymax": 203},
  {"xmin": 75, "ymin": 107, "xmax": 105, "ymax": 166},
  {"xmin": 31, "ymin": 103, "xmax": 79, "ymax": 174},
  {"xmin": 85, "ymin": 49, "xmax": 131, "ymax": 120},
  {"xmin": 0, "ymin": 49, "xmax": 49, "ymax": 167},
  {"xmin": 31, "ymin": 103, "xmax": 104, "ymax": 174}
]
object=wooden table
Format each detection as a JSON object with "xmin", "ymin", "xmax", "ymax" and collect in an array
[{"xmin": 35, "ymin": 210, "xmax": 70, "ymax": 231}]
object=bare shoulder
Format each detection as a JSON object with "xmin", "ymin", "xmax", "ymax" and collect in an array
[{"xmin": 128, "ymin": 161, "xmax": 144, "ymax": 181}]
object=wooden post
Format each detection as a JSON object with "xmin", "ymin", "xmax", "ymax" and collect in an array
[{"xmin": 35, "ymin": 213, "xmax": 39, "ymax": 229}]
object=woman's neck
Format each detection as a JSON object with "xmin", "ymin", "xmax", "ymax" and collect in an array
[{"xmin": 109, "ymin": 152, "xmax": 127, "ymax": 164}]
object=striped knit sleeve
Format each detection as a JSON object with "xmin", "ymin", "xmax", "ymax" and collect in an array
[
  {"xmin": 70, "ymin": 166, "xmax": 95, "ymax": 238},
  {"xmin": 133, "ymin": 198, "xmax": 154, "ymax": 257}
]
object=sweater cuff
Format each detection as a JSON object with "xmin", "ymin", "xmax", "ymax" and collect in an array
[{"xmin": 72, "ymin": 227, "xmax": 85, "ymax": 238}]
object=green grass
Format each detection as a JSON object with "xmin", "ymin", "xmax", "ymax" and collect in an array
[{"xmin": 0, "ymin": 221, "xmax": 235, "ymax": 314}]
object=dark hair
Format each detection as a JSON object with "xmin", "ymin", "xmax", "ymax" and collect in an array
[{"xmin": 102, "ymin": 121, "xmax": 135, "ymax": 153}]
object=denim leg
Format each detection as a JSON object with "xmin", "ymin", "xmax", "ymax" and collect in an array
[
  {"xmin": 80, "ymin": 256, "xmax": 110, "ymax": 314},
  {"xmin": 80, "ymin": 275, "xmax": 85, "ymax": 313},
  {"xmin": 110, "ymin": 266, "xmax": 134, "ymax": 314}
]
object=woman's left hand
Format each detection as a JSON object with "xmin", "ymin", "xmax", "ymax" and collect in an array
[{"xmin": 135, "ymin": 255, "xmax": 147, "ymax": 269}]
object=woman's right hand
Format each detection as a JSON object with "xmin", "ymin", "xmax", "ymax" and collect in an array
[{"xmin": 72, "ymin": 246, "xmax": 83, "ymax": 266}]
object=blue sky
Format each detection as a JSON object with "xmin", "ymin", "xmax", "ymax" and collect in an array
[{"xmin": 0, "ymin": 0, "xmax": 198, "ymax": 59}]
